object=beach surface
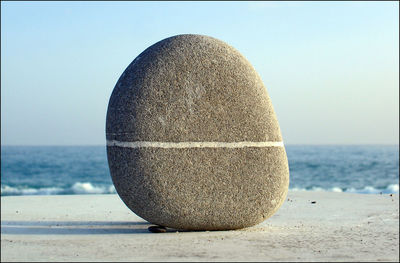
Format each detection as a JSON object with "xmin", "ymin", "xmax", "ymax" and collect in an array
[{"xmin": 1, "ymin": 191, "xmax": 398, "ymax": 262}]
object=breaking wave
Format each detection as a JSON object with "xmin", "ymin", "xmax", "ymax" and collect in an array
[
  {"xmin": 1, "ymin": 182, "xmax": 117, "ymax": 196},
  {"xmin": 1, "ymin": 182, "xmax": 398, "ymax": 196},
  {"xmin": 290, "ymin": 184, "xmax": 399, "ymax": 194}
]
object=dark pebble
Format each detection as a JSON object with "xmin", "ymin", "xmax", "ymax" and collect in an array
[
  {"xmin": 311, "ymin": 201, "xmax": 316, "ymax": 204},
  {"xmin": 148, "ymin": 225, "xmax": 167, "ymax": 233}
]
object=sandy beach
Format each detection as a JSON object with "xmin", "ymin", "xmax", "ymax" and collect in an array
[{"xmin": 1, "ymin": 191, "xmax": 398, "ymax": 262}]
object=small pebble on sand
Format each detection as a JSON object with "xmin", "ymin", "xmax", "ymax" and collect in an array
[{"xmin": 148, "ymin": 225, "xmax": 167, "ymax": 233}]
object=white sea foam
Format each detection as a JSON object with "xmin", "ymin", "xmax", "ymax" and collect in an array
[
  {"xmin": 0, "ymin": 185, "xmax": 64, "ymax": 195},
  {"xmin": 1, "ymin": 183, "xmax": 398, "ymax": 196},
  {"xmin": 70, "ymin": 182, "xmax": 116, "ymax": 194},
  {"xmin": 331, "ymin": 187, "xmax": 343, "ymax": 192},
  {"xmin": 346, "ymin": 184, "xmax": 399, "ymax": 194},
  {"xmin": 289, "ymin": 184, "xmax": 399, "ymax": 194},
  {"xmin": 71, "ymin": 182, "xmax": 109, "ymax": 194},
  {"xmin": 108, "ymin": 184, "xmax": 117, "ymax": 194},
  {"xmin": 1, "ymin": 183, "xmax": 117, "ymax": 196},
  {"xmin": 387, "ymin": 184, "xmax": 399, "ymax": 193}
]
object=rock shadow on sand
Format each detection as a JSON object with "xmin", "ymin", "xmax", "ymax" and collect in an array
[{"xmin": 1, "ymin": 220, "xmax": 152, "ymax": 235}]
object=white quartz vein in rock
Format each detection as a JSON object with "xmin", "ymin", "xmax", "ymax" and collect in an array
[{"xmin": 106, "ymin": 140, "xmax": 284, "ymax": 148}]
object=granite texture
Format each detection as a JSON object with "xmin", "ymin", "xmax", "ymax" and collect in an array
[{"xmin": 106, "ymin": 34, "xmax": 289, "ymax": 230}]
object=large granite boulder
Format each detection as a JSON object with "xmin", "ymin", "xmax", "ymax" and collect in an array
[{"xmin": 106, "ymin": 34, "xmax": 289, "ymax": 230}]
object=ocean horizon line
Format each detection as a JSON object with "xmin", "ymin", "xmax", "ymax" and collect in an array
[{"xmin": 1, "ymin": 143, "xmax": 399, "ymax": 147}]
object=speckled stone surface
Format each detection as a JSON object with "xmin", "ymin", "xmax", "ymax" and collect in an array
[{"xmin": 106, "ymin": 34, "xmax": 289, "ymax": 230}]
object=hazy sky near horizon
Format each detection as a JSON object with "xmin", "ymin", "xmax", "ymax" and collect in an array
[{"xmin": 1, "ymin": 1, "xmax": 399, "ymax": 145}]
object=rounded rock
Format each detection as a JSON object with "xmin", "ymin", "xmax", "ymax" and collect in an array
[{"xmin": 106, "ymin": 34, "xmax": 289, "ymax": 231}]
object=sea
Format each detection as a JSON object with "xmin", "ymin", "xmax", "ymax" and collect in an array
[{"xmin": 1, "ymin": 145, "xmax": 398, "ymax": 196}]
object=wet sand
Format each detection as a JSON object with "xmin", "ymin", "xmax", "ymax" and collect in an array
[{"xmin": 1, "ymin": 191, "xmax": 399, "ymax": 262}]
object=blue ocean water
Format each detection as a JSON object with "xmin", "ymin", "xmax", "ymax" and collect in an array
[{"xmin": 1, "ymin": 145, "xmax": 398, "ymax": 196}]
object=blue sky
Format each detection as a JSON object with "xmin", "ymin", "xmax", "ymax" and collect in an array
[{"xmin": 1, "ymin": 1, "xmax": 399, "ymax": 145}]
